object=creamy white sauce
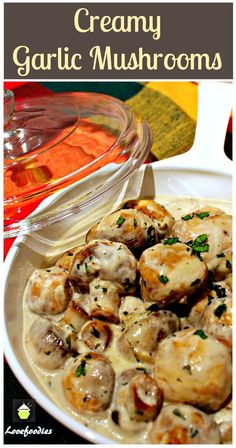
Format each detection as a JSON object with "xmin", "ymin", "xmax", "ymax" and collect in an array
[{"xmin": 22, "ymin": 195, "xmax": 232, "ymax": 444}]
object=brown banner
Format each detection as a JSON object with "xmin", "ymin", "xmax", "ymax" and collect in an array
[{"xmin": 4, "ymin": 3, "xmax": 233, "ymax": 79}]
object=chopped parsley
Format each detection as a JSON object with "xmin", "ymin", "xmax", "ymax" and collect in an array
[
  {"xmin": 183, "ymin": 364, "xmax": 192, "ymax": 374},
  {"xmin": 216, "ymin": 252, "xmax": 225, "ymax": 258},
  {"xmin": 91, "ymin": 326, "xmax": 100, "ymax": 338},
  {"xmin": 123, "ymin": 278, "xmax": 133, "ymax": 291},
  {"xmin": 44, "ymin": 351, "xmax": 51, "ymax": 355},
  {"xmin": 196, "ymin": 211, "xmax": 210, "ymax": 219},
  {"xmin": 173, "ymin": 408, "xmax": 186, "ymax": 420},
  {"xmin": 84, "ymin": 262, "xmax": 90, "ymax": 274},
  {"xmin": 181, "ymin": 212, "xmax": 209, "ymax": 221},
  {"xmin": 190, "ymin": 278, "xmax": 201, "ymax": 287},
  {"xmin": 116, "ymin": 215, "xmax": 125, "ymax": 227},
  {"xmin": 208, "ymin": 295, "xmax": 214, "ymax": 305},
  {"xmin": 136, "ymin": 367, "xmax": 147, "ymax": 372},
  {"xmin": 84, "ymin": 354, "xmax": 92, "ymax": 359},
  {"xmin": 193, "ymin": 329, "xmax": 208, "ymax": 339},
  {"xmin": 146, "ymin": 225, "xmax": 156, "ymax": 246},
  {"xmin": 76, "ymin": 263, "xmax": 80, "ymax": 270},
  {"xmin": 75, "ymin": 359, "xmax": 86, "ymax": 377},
  {"xmin": 146, "ymin": 303, "xmax": 159, "ymax": 312},
  {"xmin": 213, "ymin": 284, "xmax": 226, "ymax": 298},
  {"xmin": 190, "ymin": 428, "xmax": 199, "ymax": 438},
  {"xmin": 159, "ymin": 275, "xmax": 169, "ymax": 284},
  {"xmin": 181, "ymin": 213, "xmax": 194, "ymax": 221},
  {"xmin": 94, "ymin": 284, "xmax": 100, "ymax": 289},
  {"xmin": 66, "ymin": 334, "xmax": 71, "ymax": 350},
  {"xmin": 226, "ymin": 259, "xmax": 232, "ymax": 270},
  {"xmin": 214, "ymin": 303, "xmax": 227, "ymax": 318},
  {"xmin": 163, "ymin": 237, "xmax": 179, "ymax": 245},
  {"xmin": 133, "ymin": 218, "xmax": 137, "ymax": 228},
  {"xmin": 102, "ymin": 287, "xmax": 108, "ymax": 294},
  {"xmin": 190, "ymin": 234, "xmax": 209, "ymax": 257}
]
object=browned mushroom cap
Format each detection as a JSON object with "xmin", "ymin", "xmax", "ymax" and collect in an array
[
  {"xmin": 117, "ymin": 310, "xmax": 180, "ymax": 363},
  {"xmin": 112, "ymin": 368, "xmax": 162, "ymax": 432},
  {"xmin": 26, "ymin": 267, "xmax": 72, "ymax": 315},
  {"xmin": 123, "ymin": 199, "xmax": 174, "ymax": 238},
  {"xmin": 149, "ymin": 404, "xmax": 221, "ymax": 444},
  {"xmin": 173, "ymin": 213, "xmax": 232, "ymax": 279},
  {"xmin": 26, "ymin": 317, "xmax": 70, "ymax": 370},
  {"xmin": 154, "ymin": 328, "xmax": 232, "ymax": 412},
  {"xmin": 139, "ymin": 242, "xmax": 208, "ymax": 307},
  {"xmin": 89, "ymin": 279, "xmax": 120, "ymax": 324},
  {"xmin": 125, "ymin": 373, "xmax": 163, "ymax": 422},
  {"xmin": 62, "ymin": 352, "xmax": 115, "ymax": 413},
  {"xmin": 80, "ymin": 319, "xmax": 112, "ymax": 352},
  {"xmin": 69, "ymin": 240, "xmax": 137, "ymax": 295},
  {"xmin": 86, "ymin": 209, "xmax": 158, "ymax": 255},
  {"xmin": 55, "ymin": 245, "xmax": 84, "ymax": 271},
  {"xmin": 63, "ymin": 298, "xmax": 89, "ymax": 332}
]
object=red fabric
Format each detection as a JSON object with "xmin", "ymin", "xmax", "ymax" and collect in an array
[{"xmin": 4, "ymin": 83, "xmax": 53, "ymax": 258}]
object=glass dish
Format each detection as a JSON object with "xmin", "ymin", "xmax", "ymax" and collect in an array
[{"xmin": 4, "ymin": 90, "xmax": 152, "ymax": 238}]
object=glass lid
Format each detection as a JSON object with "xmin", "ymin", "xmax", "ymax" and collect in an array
[{"xmin": 4, "ymin": 90, "xmax": 152, "ymax": 239}]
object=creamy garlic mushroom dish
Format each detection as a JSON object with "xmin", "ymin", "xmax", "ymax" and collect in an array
[{"xmin": 23, "ymin": 197, "xmax": 232, "ymax": 444}]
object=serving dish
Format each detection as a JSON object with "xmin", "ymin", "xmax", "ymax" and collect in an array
[{"xmin": 4, "ymin": 82, "xmax": 232, "ymax": 444}]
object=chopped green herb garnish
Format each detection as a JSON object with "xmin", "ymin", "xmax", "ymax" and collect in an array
[
  {"xmin": 208, "ymin": 295, "xmax": 214, "ymax": 305},
  {"xmin": 190, "ymin": 278, "xmax": 201, "ymax": 287},
  {"xmin": 123, "ymin": 311, "xmax": 128, "ymax": 316},
  {"xmin": 123, "ymin": 278, "xmax": 132, "ymax": 291},
  {"xmin": 76, "ymin": 263, "xmax": 80, "ymax": 270},
  {"xmin": 94, "ymin": 284, "xmax": 100, "ymax": 289},
  {"xmin": 102, "ymin": 287, "xmax": 107, "ymax": 294},
  {"xmin": 183, "ymin": 364, "xmax": 192, "ymax": 374},
  {"xmin": 44, "ymin": 351, "xmax": 51, "ymax": 355},
  {"xmin": 196, "ymin": 212, "xmax": 210, "ymax": 219},
  {"xmin": 194, "ymin": 234, "xmax": 208, "ymax": 244},
  {"xmin": 190, "ymin": 234, "xmax": 209, "ymax": 257},
  {"xmin": 85, "ymin": 354, "xmax": 92, "ymax": 359},
  {"xmin": 190, "ymin": 428, "xmax": 199, "ymax": 438},
  {"xmin": 91, "ymin": 327, "xmax": 100, "ymax": 338},
  {"xmin": 136, "ymin": 367, "xmax": 147, "ymax": 372},
  {"xmin": 193, "ymin": 329, "xmax": 208, "ymax": 339},
  {"xmin": 214, "ymin": 303, "xmax": 227, "ymax": 318},
  {"xmin": 75, "ymin": 359, "xmax": 86, "ymax": 377},
  {"xmin": 84, "ymin": 262, "xmax": 90, "ymax": 274},
  {"xmin": 146, "ymin": 303, "xmax": 159, "ymax": 312},
  {"xmin": 181, "ymin": 213, "xmax": 194, "ymax": 221},
  {"xmin": 146, "ymin": 225, "xmax": 156, "ymax": 246},
  {"xmin": 216, "ymin": 252, "xmax": 225, "ymax": 258},
  {"xmin": 163, "ymin": 237, "xmax": 179, "ymax": 245},
  {"xmin": 159, "ymin": 275, "xmax": 169, "ymax": 284},
  {"xmin": 213, "ymin": 284, "xmax": 226, "ymax": 298},
  {"xmin": 116, "ymin": 215, "xmax": 125, "ymax": 227},
  {"xmin": 133, "ymin": 218, "xmax": 137, "ymax": 228},
  {"xmin": 72, "ymin": 351, "xmax": 79, "ymax": 358},
  {"xmin": 226, "ymin": 259, "xmax": 232, "ymax": 269},
  {"xmin": 121, "ymin": 382, "xmax": 128, "ymax": 386},
  {"xmin": 66, "ymin": 334, "xmax": 71, "ymax": 350},
  {"xmin": 173, "ymin": 408, "xmax": 186, "ymax": 420}
]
